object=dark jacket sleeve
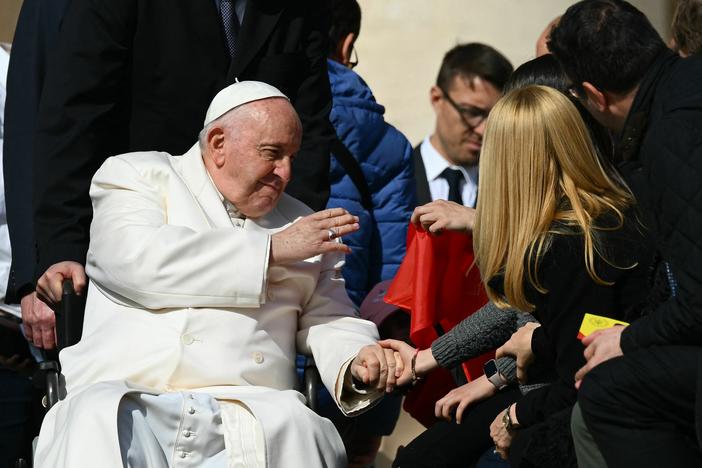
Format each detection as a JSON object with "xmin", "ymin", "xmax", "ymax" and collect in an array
[
  {"xmin": 3, "ymin": 0, "xmax": 67, "ymax": 300},
  {"xmin": 283, "ymin": 1, "xmax": 334, "ymax": 212},
  {"xmin": 620, "ymin": 113, "xmax": 702, "ymax": 351},
  {"xmin": 32, "ymin": 0, "xmax": 135, "ymax": 277},
  {"xmin": 530, "ymin": 325, "xmax": 555, "ymax": 366}
]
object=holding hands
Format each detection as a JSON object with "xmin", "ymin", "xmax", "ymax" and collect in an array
[
  {"xmin": 411, "ymin": 200, "xmax": 475, "ymax": 234},
  {"xmin": 270, "ymin": 208, "xmax": 359, "ymax": 265},
  {"xmin": 377, "ymin": 339, "xmax": 439, "ymax": 387},
  {"xmin": 351, "ymin": 344, "xmax": 404, "ymax": 393}
]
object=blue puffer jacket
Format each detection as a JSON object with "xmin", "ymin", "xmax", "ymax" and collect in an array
[{"xmin": 326, "ymin": 59, "xmax": 416, "ymax": 306}]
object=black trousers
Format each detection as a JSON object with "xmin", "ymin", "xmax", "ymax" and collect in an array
[
  {"xmin": 393, "ymin": 388, "xmax": 520, "ymax": 468},
  {"xmin": 579, "ymin": 346, "xmax": 702, "ymax": 468}
]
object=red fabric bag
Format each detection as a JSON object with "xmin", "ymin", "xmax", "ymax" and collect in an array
[{"xmin": 385, "ymin": 224, "xmax": 491, "ymax": 426}]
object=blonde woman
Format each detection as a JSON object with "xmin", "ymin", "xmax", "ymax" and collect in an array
[{"xmin": 390, "ymin": 86, "xmax": 652, "ymax": 468}]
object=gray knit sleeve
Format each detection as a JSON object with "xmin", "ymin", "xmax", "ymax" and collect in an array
[
  {"xmin": 496, "ymin": 356, "xmax": 517, "ymax": 383},
  {"xmin": 431, "ymin": 301, "xmax": 520, "ymax": 369}
]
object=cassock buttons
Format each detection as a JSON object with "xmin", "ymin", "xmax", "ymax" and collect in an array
[
  {"xmin": 182, "ymin": 430, "xmax": 191, "ymax": 438},
  {"xmin": 253, "ymin": 351, "xmax": 264, "ymax": 364},
  {"xmin": 179, "ymin": 451, "xmax": 187, "ymax": 459},
  {"xmin": 181, "ymin": 334, "xmax": 195, "ymax": 345},
  {"xmin": 188, "ymin": 407, "xmax": 196, "ymax": 415}
]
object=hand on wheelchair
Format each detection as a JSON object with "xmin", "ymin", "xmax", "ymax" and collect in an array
[
  {"xmin": 26, "ymin": 261, "xmax": 86, "ymax": 350},
  {"xmin": 36, "ymin": 261, "xmax": 87, "ymax": 304}
]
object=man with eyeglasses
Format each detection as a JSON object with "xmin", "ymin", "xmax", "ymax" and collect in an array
[{"xmin": 413, "ymin": 43, "xmax": 512, "ymax": 211}]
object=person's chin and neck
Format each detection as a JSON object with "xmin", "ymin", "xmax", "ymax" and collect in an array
[
  {"xmin": 429, "ymin": 126, "xmax": 482, "ymax": 170},
  {"xmin": 212, "ymin": 169, "xmax": 289, "ymax": 220}
]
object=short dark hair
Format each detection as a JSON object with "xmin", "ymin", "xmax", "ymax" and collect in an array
[
  {"xmin": 504, "ymin": 54, "xmax": 570, "ymax": 95},
  {"xmin": 672, "ymin": 0, "xmax": 702, "ymax": 56},
  {"xmin": 548, "ymin": 0, "xmax": 667, "ymax": 94},
  {"xmin": 436, "ymin": 43, "xmax": 513, "ymax": 92},
  {"xmin": 328, "ymin": 0, "xmax": 361, "ymax": 56},
  {"xmin": 504, "ymin": 54, "xmax": 614, "ymax": 163}
]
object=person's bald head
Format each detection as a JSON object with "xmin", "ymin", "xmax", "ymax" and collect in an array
[{"xmin": 536, "ymin": 16, "xmax": 561, "ymax": 57}]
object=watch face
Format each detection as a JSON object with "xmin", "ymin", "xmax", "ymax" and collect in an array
[{"xmin": 483, "ymin": 359, "xmax": 498, "ymax": 376}]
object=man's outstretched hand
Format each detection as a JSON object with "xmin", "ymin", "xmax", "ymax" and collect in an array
[{"xmin": 270, "ymin": 208, "xmax": 360, "ymax": 265}]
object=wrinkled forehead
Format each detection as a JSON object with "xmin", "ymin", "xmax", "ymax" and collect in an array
[{"xmin": 233, "ymin": 98, "xmax": 302, "ymax": 144}]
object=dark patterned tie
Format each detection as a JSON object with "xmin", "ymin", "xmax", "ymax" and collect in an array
[
  {"xmin": 220, "ymin": 0, "xmax": 240, "ymax": 58},
  {"xmin": 439, "ymin": 167, "xmax": 464, "ymax": 205}
]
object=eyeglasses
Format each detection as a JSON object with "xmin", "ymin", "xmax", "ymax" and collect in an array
[
  {"xmin": 438, "ymin": 85, "xmax": 489, "ymax": 128},
  {"xmin": 348, "ymin": 46, "xmax": 359, "ymax": 69}
]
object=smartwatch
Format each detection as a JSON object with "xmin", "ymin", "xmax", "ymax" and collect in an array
[{"xmin": 483, "ymin": 358, "xmax": 509, "ymax": 390}]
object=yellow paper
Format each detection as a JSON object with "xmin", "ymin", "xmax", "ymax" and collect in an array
[{"xmin": 578, "ymin": 313, "xmax": 629, "ymax": 339}]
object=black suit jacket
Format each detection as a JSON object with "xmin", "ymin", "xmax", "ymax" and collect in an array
[
  {"xmin": 412, "ymin": 144, "xmax": 432, "ymax": 207},
  {"xmin": 32, "ymin": 0, "xmax": 334, "ymax": 276},
  {"xmin": 3, "ymin": 0, "xmax": 69, "ymax": 302}
]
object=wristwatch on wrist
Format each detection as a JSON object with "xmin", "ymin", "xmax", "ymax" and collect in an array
[
  {"xmin": 502, "ymin": 403, "xmax": 519, "ymax": 432},
  {"xmin": 483, "ymin": 358, "xmax": 509, "ymax": 390}
]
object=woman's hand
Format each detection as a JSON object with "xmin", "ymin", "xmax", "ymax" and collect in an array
[
  {"xmin": 411, "ymin": 200, "xmax": 475, "ymax": 234},
  {"xmin": 435, "ymin": 374, "xmax": 497, "ymax": 423},
  {"xmin": 496, "ymin": 322, "xmax": 540, "ymax": 383},
  {"xmin": 490, "ymin": 405, "xmax": 517, "ymax": 460}
]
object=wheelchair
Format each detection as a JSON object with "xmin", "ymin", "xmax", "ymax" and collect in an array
[{"xmin": 16, "ymin": 280, "xmax": 323, "ymax": 468}]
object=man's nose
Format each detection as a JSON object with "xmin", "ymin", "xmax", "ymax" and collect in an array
[{"xmin": 275, "ymin": 158, "xmax": 292, "ymax": 183}]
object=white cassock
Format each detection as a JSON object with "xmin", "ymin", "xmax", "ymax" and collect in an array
[{"xmin": 34, "ymin": 143, "xmax": 383, "ymax": 468}]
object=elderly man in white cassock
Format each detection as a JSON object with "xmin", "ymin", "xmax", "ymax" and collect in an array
[{"xmin": 33, "ymin": 81, "xmax": 402, "ymax": 468}]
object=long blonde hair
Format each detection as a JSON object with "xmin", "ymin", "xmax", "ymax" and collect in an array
[{"xmin": 473, "ymin": 85, "xmax": 634, "ymax": 312}]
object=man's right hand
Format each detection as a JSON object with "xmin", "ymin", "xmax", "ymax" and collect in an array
[
  {"xmin": 270, "ymin": 208, "xmax": 360, "ymax": 265},
  {"xmin": 36, "ymin": 261, "xmax": 87, "ymax": 304},
  {"xmin": 21, "ymin": 292, "xmax": 57, "ymax": 349}
]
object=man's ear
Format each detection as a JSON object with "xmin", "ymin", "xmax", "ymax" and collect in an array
[
  {"xmin": 207, "ymin": 126, "xmax": 226, "ymax": 168},
  {"xmin": 337, "ymin": 32, "xmax": 356, "ymax": 66},
  {"xmin": 430, "ymin": 85, "xmax": 443, "ymax": 113},
  {"xmin": 582, "ymin": 82, "xmax": 608, "ymax": 112}
]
